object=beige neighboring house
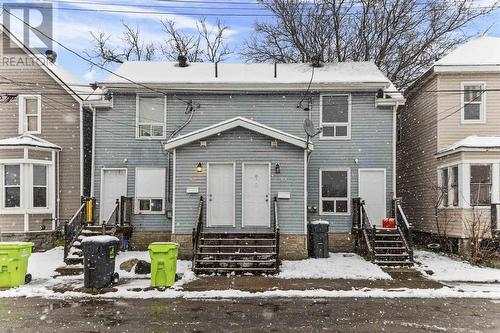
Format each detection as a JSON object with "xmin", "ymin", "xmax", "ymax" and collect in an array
[
  {"xmin": 0, "ymin": 25, "xmax": 100, "ymax": 249},
  {"xmin": 398, "ymin": 36, "xmax": 500, "ymax": 250}
]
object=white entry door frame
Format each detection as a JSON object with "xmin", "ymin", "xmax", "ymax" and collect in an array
[
  {"xmin": 242, "ymin": 162, "xmax": 271, "ymax": 228},
  {"xmin": 206, "ymin": 162, "xmax": 236, "ymax": 227},
  {"xmin": 358, "ymin": 168, "xmax": 387, "ymax": 227},
  {"xmin": 99, "ymin": 168, "xmax": 128, "ymax": 224}
]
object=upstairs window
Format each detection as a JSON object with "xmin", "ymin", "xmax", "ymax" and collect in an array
[
  {"xmin": 320, "ymin": 169, "xmax": 349, "ymax": 214},
  {"xmin": 462, "ymin": 83, "xmax": 485, "ymax": 123},
  {"xmin": 470, "ymin": 164, "xmax": 491, "ymax": 206},
  {"xmin": 33, "ymin": 165, "xmax": 48, "ymax": 208},
  {"xmin": 4, "ymin": 165, "xmax": 21, "ymax": 208},
  {"xmin": 321, "ymin": 95, "xmax": 350, "ymax": 139},
  {"xmin": 19, "ymin": 95, "xmax": 41, "ymax": 134},
  {"xmin": 135, "ymin": 167, "xmax": 166, "ymax": 214},
  {"xmin": 136, "ymin": 95, "xmax": 165, "ymax": 138}
]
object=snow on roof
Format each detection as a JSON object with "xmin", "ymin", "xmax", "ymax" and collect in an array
[
  {"xmin": 435, "ymin": 36, "xmax": 500, "ymax": 67},
  {"xmin": 437, "ymin": 136, "xmax": 500, "ymax": 156},
  {"xmin": 165, "ymin": 116, "xmax": 313, "ymax": 151},
  {"xmin": 0, "ymin": 134, "xmax": 61, "ymax": 150},
  {"xmin": 102, "ymin": 61, "xmax": 392, "ymax": 86}
]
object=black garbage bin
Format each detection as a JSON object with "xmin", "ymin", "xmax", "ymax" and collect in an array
[
  {"xmin": 81, "ymin": 235, "xmax": 120, "ymax": 289},
  {"xmin": 308, "ymin": 221, "xmax": 329, "ymax": 258}
]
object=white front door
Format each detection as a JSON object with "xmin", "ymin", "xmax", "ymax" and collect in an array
[
  {"xmin": 100, "ymin": 169, "xmax": 127, "ymax": 223},
  {"xmin": 242, "ymin": 163, "xmax": 270, "ymax": 227},
  {"xmin": 207, "ymin": 163, "xmax": 235, "ymax": 226},
  {"xmin": 359, "ymin": 169, "xmax": 386, "ymax": 227}
]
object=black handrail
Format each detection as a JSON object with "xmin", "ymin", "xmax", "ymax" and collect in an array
[
  {"xmin": 64, "ymin": 197, "xmax": 92, "ymax": 259},
  {"xmin": 393, "ymin": 198, "xmax": 413, "ymax": 261},
  {"xmin": 192, "ymin": 196, "xmax": 204, "ymax": 267},
  {"xmin": 352, "ymin": 197, "xmax": 375, "ymax": 261},
  {"xmin": 273, "ymin": 197, "xmax": 280, "ymax": 270}
]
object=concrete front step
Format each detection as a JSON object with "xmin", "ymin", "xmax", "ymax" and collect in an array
[{"xmin": 55, "ymin": 265, "xmax": 84, "ymax": 276}]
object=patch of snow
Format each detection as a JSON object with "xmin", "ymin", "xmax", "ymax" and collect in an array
[
  {"xmin": 438, "ymin": 135, "xmax": 500, "ymax": 155},
  {"xmin": 415, "ymin": 250, "xmax": 500, "ymax": 283},
  {"xmin": 80, "ymin": 235, "xmax": 119, "ymax": 244},
  {"xmin": 28, "ymin": 247, "xmax": 64, "ymax": 279},
  {"xmin": 278, "ymin": 253, "xmax": 392, "ymax": 280},
  {"xmin": 0, "ymin": 134, "xmax": 60, "ymax": 150},
  {"xmin": 435, "ymin": 36, "xmax": 500, "ymax": 66},
  {"xmin": 309, "ymin": 220, "xmax": 330, "ymax": 225}
]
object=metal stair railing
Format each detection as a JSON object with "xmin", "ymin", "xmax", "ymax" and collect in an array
[
  {"xmin": 64, "ymin": 197, "xmax": 94, "ymax": 260},
  {"xmin": 393, "ymin": 198, "xmax": 414, "ymax": 261},
  {"xmin": 192, "ymin": 196, "xmax": 204, "ymax": 269},
  {"xmin": 352, "ymin": 197, "xmax": 375, "ymax": 261},
  {"xmin": 273, "ymin": 196, "xmax": 280, "ymax": 271}
]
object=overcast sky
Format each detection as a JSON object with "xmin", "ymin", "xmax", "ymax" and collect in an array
[{"xmin": 2, "ymin": 0, "xmax": 500, "ymax": 85}]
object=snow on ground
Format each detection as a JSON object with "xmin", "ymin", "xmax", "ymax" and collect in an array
[
  {"xmin": 415, "ymin": 250, "xmax": 500, "ymax": 283},
  {"xmin": 278, "ymin": 253, "xmax": 392, "ymax": 280},
  {"xmin": 28, "ymin": 247, "xmax": 65, "ymax": 280}
]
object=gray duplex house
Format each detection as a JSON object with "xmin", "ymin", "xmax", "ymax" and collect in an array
[{"xmin": 92, "ymin": 60, "xmax": 404, "ymax": 268}]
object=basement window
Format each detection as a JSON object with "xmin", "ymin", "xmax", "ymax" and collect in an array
[{"xmin": 136, "ymin": 95, "xmax": 166, "ymax": 139}]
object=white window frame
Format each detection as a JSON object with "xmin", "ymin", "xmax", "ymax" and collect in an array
[
  {"xmin": 1, "ymin": 163, "xmax": 22, "ymax": 210},
  {"xmin": 134, "ymin": 167, "xmax": 166, "ymax": 215},
  {"xmin": 32, "ymin": 164, "xmax": 48, "ymax": 209},
  {"xmin": 469, "ymin": 163, "xmax": 492, "ymax": 207},
  {"xmin": 0, "ymin": 160, "xmax": 53, "ymax": 214},
  {"xmin": 438, "ymin": 165, "xmax": 460, "ymax": 208},
  {"xmin": 319, "ymin": 168, "xmax": 351, "ymax": 215},
  {"xmin": 135, "ymin": 95, "xmax": 167, "ymax": 140},
  {"xmin": 18, "ymin": 95, "xmax": 42, "ymax": 134},
  {"xmin": 320, "ymin": 94, "xmax": 351, "ymax": 140},
  {"xmin": 461, "ymin": 82, "xmax": 486, "ymax": 124}
]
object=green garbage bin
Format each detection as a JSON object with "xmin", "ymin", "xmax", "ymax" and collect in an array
[
  {"xmin": 0, "ymin": 242, "xmax": 34, "ymax": 288},
  {"xmin": 148, "ymin": 242, "xmax": 179, "ymax": 287}
]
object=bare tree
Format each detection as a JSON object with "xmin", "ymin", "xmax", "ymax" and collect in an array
[
  {"xmin": 243, "ymin": 0, "xmax": 500, "ymax": 88},
  {"xmin": 197, "ymin": 18, "xmax": 232, "ymax": 63},
  {"xmin": 85, "ymin": 22, "xmax": 156, "ymax": 67},
  {"xmin": 161, "ymin": 19, "xmax": 204, "ymax": 62}
]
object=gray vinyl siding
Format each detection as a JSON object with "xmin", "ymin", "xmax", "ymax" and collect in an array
[
  {"xmin": 93, "ymin": 94, "xmax": 170, "ymax": 232},
  {"xmin": 174, "ymin": 127, "xmax": 305, "ymax": 234},
  {"xmin": 96, "ymin": 91, "xmax": 395, "ymax": 234}
]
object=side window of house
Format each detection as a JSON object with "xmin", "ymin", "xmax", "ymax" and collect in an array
[
  {"xmin": 450, "ymin": 166, "xmax": 459, "ymax": 207},
  {"xmin": 470, "ymin": 164, "xmax": 491, "ymax": 206},
  {"xmin": 135, "ymin": 167, "xmax": 166, "ymax": 214},
  {"xmin": 3, "ymin": 165, "xmax": 21, "ymax": 208},
  {"xmin": 462, "ymin": 84, "xmax": 485, "ymax": 123},
  {"xmin": 440, "ymin": 168, "xmax": 449, "ymax": 207},
  {"xmin": 439, "ymin": 166, "xmax": 459, "ymax": 208},
  {"xmin": 320, "ymin": 169, "xmax": 349, "ymax": 214},
  {"xmin": 19, "ymin": 95, "xmax": 41, "ymax": 134},
  {"xmin": 137, "ymin": 95, "xmax": 165, "ymax": 138},
  {"xmin": 321, "ymin": 95, "xmax": 350, "ymax": 139},
  {"xmin": 33, "ymin": 165, "xmax": 48, "ymax": 208}
]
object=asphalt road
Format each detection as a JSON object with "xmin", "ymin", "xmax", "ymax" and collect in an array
[{"xmin": 0, "ymin": 297, "xmax": 499, "ymax": 332}]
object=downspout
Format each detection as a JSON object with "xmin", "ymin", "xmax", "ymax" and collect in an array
[
  {"xmin": 90, "ymin": 106, "xmax": 96, "ymax": 197},
  {"xmin": 393, "ymin": 102, "xmax": 399, "ymax": 198}
]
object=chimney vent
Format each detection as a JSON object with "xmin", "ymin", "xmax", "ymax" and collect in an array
[{"xmin": 45, "ymin": 50, "xmax": 57, "ymax": 63}]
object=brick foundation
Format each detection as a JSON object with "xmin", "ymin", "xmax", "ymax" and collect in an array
[
  {"xmin": 171, "ymin": 234, "xmax": 193, "ymax": 260},
  {"xmin": 279, "ymin": 234, "xmax": 308, "ymax": 260},
  {"xmin": 129, "ymin": 231, "xmax": 172, "ymax": 250},
  {"xmin": 328, "ymin": 233, "xmax": 354, "ymax": 252},
  {"xmin": 0, "ymin": 231, "xmax": 58, "ymax": 251}
]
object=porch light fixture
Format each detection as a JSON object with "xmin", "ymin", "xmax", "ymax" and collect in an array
[
  {"xmin": 275, "ymin": 163, "xmax": 281, "ymax": 174},
  {"xmin": 196, "ymin": 162, "xmax": 203, "ymax": 173}
]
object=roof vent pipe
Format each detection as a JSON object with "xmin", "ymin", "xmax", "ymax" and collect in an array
[
  {"xmin": 45, "ymin": 50, "xmax": 57, "ymax": 63},
  {"xmin": 274, "ymin": 62, "xmax": 277, "ymax": 78},
  {"xmin": 177, "ymin": 54, "xmax": 188, "ymax": 67},
  {"xmin": 215, "ymin": 61, "xmax": 218, "ymax": 78}
]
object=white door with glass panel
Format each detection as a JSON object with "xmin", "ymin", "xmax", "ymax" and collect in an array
[
  {"xmin": 242, "ymin": 163, "xmax": 270, "ymax": 227},
  {"xmin": 100, "ymin": 169, "xmax": 127, "ymax": 223},
  {"xmin": 207, "ymin": 163, "xmax": 235, "ymax": 226},
  {"xmin": 359, "ymin": 169, "xmax": 386, "ymax": 227}
]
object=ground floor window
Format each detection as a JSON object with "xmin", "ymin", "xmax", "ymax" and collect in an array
[
  {"xmin": 33, "ymin": 165, "xmax": 48, "ymax": 208},
  {"xmin": 4, "ymin": 164, "xmax": 21, "ymax": 208},
  {"xmin": 439, "ymin": 166, "xmax": 459, "ymax": 207},
  {"xmin": 470, "ymin": 164, "xmax": 491, "ymax": 206},
  {"xmin": 135, "ymin": 167, "xmax": 166, "ymax": 214},
  {"xmin": 320, "ymin": 169, "xmax": 349, "ymax": 214}
]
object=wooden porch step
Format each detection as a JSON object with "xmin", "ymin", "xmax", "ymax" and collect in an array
[
  {"xmin": 199, "ymin": 244, "xmax": 276, "ymax": 248},
  {"xmin": 375, "ymin": 233, "xmax": 400, "ymax": 237},
  {"xmin": 374, "ymin": 247, "xmax": 406, "ymax": 250},
  {"xmin": 374, "ymin": 260, "xmax": 413, "ymax": 266},
  {"xmin": 197, "ymin": 252, "xmax": 276, "ymax": 256},
  {"xmin": 201, "ymin": 238, "xmax": 275, "ymax": 242},
  {"xmin": 374, "ymin": 240, "xmax": 403, "ymax": 243},
  {"xmin": 374, "ymin": 253, "xmax": 408, "ymax": 257},
  {"xmin": 194, "ymin": 267, "xmax": 277, "ymax": 272},
  {"xmin": 55, "ymin": 265, "xmax": 83, "ymax": 276},
  {"xmin": 197, "ymin": 259, "xmax": 276, "ymax": 263}
]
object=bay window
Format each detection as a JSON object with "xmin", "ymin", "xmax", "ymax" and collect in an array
[
  {"xmin": 439, "ymin": 166, "xmax": 459, "ymax": 208},
  {"xmin": 136, "ymin": 95, "xmax": 165, "ymax": 138},
  {"xmin": 320, "ymin": 169, "xmax": 350, "ymax": 214},
  {"xmin": 470, "ymin": 164, "xmax": 491, "ymax": 206},
  {"xmin": 321, "ymin": 95, "xmax": 350, "ymax": 139},
  {"xmin": 4, "ymin": 165, "xmax": 21, "ymax": 208},
  {"xmin": 33, "ymin": 165, "xmax": 47, "ymax": 208}
]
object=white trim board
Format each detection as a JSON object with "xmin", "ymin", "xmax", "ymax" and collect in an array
[{"xmin": 164, "ymin": 117, "xmax": 313, "ymax": 150}]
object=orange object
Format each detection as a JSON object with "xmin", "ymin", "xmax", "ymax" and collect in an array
[{"xmin": 383, "ymin": 218, "xmax": 396, "ymax": 228}]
